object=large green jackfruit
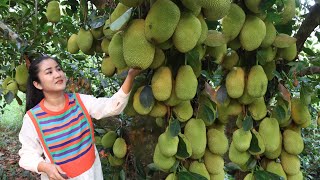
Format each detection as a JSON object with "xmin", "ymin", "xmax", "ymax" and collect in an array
[
  {"xmin": 123, "ymin": 19, "xmax": 155, "ymax": 69},
  {"xmin": 133, "ymin": 86, "xmax": 154, "ymax": 115},
  {"xmin": 15, "ymin": 64, "xmax": 28, "ymax": 86},
  {"xmin": 204, "ymin": 30, "xmax": 227, "ymax": 47},
  {"xmin": 204, "ymin": 149, "xmax": 224, "ymax": 175},
  {"xmin": 101, "ymin": 38, "xmax": 110, "ymax": 54},
  {"xmin": 175, "ymin": 65, "xmax": 198, "ymax": 100},
  {"xmin": 264, "ymin": 133, "xmax": 282, "ymax": 159},
  {"xmin": 291, "ymin": 97, "xmax": 311, "ymax": 125},
  {"xmin": 287, "ymin": 171, "xmax": 303, "ymax": 180},
  {"xmin": 207, "ymin": 128, "xmax": 228, "ymax": 155},
  {"xmin": 46, "ymin": 1, "xmax": 60, "ymax": 23},
  {"xmin": 145, "ymin": 0, "xmax": 180, "ymax": 44},
  {"xmin": 278, "ymin": 43, "xmax": 297, "ymax": 61},
  {"xmin": 266, "ymin": 161, "xmax": 287, "ymax": 179},
  {"xmin": 280, "ymin": 150, "xmax": 300, "ymax": 175},
  {"xmin": 108, "ymin": 31, "xmax": 127, "ymax": 69},
  {"xmin": 119, "ymin": 0, "xmax": 144, "ymax": 7},
  {"xmin": 238, "ymin": 85, "xmax": 256, "ymax": 105},
  {"xmin": 151, "ymin": 66, "xmax": 172, "ymax": 101},
  {"xmin": 184, "ymin": 118, "xmax": 206, "ymax": 159},
  {"xmin": 158, "ymin": 129, "xmax": 179, "ymax": 157},
  {"xmin": 257, "ymin": 46, "xmax": 277, "ymax": 64},
  {"xmin": 283, "ymin": 129, "xmax": 304, "ymax": 155},
  {"xmin": 164, "ymin": 80, "xmax": 182, "ymax": 106},
  {"xmin": 221, "ymin": 50, "xmax": 239, "ymax": 70},
  {"xmin": 101, "ymin": 131, "xmax": 117, "ymax": 148},
  {"xmin": 197, "ymin": 13, "xmax": 208, "ymax": 45},
  {"xmin": 4, "ymin": 79, "xmax": 18, "ymax": 95},
  {"xmin": 239, "ymin": 15, "xmax": 266, "ymax": 51},
  {"xmin": 232, "ymin": 128, "xmax": 252, "ymax": 152},
  {"xmin": 149, "ymin": 48, "xmax": 165, "ymax": 69},
  {"xmin": 273, "ymin": 33, "xmax": 296, "ymax": 48},
  {"xmin": 226, "ymin": 67, "xmax": 245, "ymax": 98},
  {"xmin": 248, "ymin": 97, "xmax": 267, "ymax": 121},
  {"xmin": 110, "ymin": 3, "xmax": 129, "ymax": 24},
  {"xmin": 149, "ymin": 101, "xmax": 167, "ymax": 117},
  {"xmin": 207, "ymin": 44, "xmax": 227, "ymax": 64},
  {"xmin": 259, "ymin": 118, "xmax": 280, "ymax": 153},
  {"xmin": 247, "ymin": 65, "xmax": 268, "ymax": 98},
  {"xmin": 181, "ymin": 0, "xmax": 201, "ymax": 16},
  {"xmin": 101, "ymin": 57, "xmax": 116, "ymax": 77},
  {"xmin": 189, "ymin": 161, "xmax": 210, "ymax": 180},
  {"xmin": 260, "ymin": 21, "xmax": 277, "ymax": 48},
  {"xmin": 113, "ymin": 138, "xmax": 127, "ymax": 158},
  {"xmin": 77, "ymin": 28, "xmax": 93, "ymax": 53},
  {"xmin": 173, "ymin": 12, "xmax": 201, "ymax": 53},
  {"xmin": 222, "ymin": 3, "xmax": 246, "ymax": 42},
  {"xmin": 210, "ymin": 171, "xmax": 225, "ymax": 180},
  {"xmin": 228, "ymin": 142, "xmax": 251, "ymax": 166},
  {"xmin": 153, "ymin": 144, "xmax": 176, "ymax": 171},
  {"xmin": 201, "ymin": 0, "xmax": 231, "ymax": 21},
  {"xmin": 67, "ymin": 34, "xmax": 79, "ymax": 54},
  {"xmin": 90, "ymin": 26, "xmax": 103, "ymax": 40},
  {"xmin": 279, "ymin": 0, "xmax": 296, "ymax": 24},
  {"xmin": 173, "ymin": 101, "xmax": 193, "ymax": 122},
  {"xmin": 244, "ymin": 0, "xmax": 261, "ymax": 13}
]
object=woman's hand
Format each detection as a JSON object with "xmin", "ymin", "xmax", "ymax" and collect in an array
[
  {"xmin": 127, "ymin": 68, "xmax": 142, "ymax": 79},
  {"xmin": 38, "ymin": 162, "xmax": 68, "ymax": 180},
  {"xmin": 121, "ymin": 68, "xmax": 142, "ymax": 94}
]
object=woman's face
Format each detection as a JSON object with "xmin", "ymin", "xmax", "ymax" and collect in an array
[{"xmin": 33, "ymin": 58, "xmax": 67, "ymax": 93}]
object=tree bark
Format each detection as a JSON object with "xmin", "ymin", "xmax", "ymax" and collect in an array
[
  {"xmin": 298, "ymin": 66, "xmax": 320, "ymax": 76},
  {"xmin": 295, "ymin": 3, "xmax": 320, "ymax": 53}
]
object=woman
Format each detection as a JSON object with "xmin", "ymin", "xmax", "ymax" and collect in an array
[{"xmin": 18, "ymin": 56, "xmax": 140, "ymax": 180}]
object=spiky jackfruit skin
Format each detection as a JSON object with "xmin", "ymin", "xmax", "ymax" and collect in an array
[
  {"xmin": 184, "ymin": 118, "xmax": 206, "ymax": 159},
  {"xmin": 15, "ymin": 64, "xmax": 28, "ymax": 86},
  {"xmin": 175, "ymin": 65, "xmax": 198, "ymax": 100},
  {"xmin": 110, "ymin": 3, "xmax": 129, "ymax": 23},
  {"xmin": 240, "ymin": 15, "xmax": 266, "ymax": 51},
  {"xmin": 222, "ymin": 3, "xmax": 246, "ymax": 42},
  {"xmin": 189, "ymin": 161, "xmax": 210, "ymax": 180},
  {"xmin": 228, "ymin": 142, "xmax": 251, "ymax": 166},
  {"xmin": 247, "ymin": 65, "xmax": 268, "ymax": 98},
  {"xmin": 151, "ymin": 66, "xmax": 172, "ymax": 101},
  {"xmin": 201, "ymin": 0, "xmax": 231, "ymax": 21},
  {"xmin": 260, "ymin": 21, "xmax": 277, "ymax": 48},
  {"xmin": 101, "ymin": 38, "xmax": 110, "ymax": 54},
  {"xmin": 149, "ymin": 48, "xmax": 165, "ymax": 69},
  {"xmin": 173, "ymin": 101, "xmax": 193, "ymax": 122},
  {"xmin": 207, "ymin": 44, "xmax": 227, "ymax": 64},
  {"xmin": 244, "ymin": 0, "xmax": 261, "ymax": 13},
  {"xmin": 259, "ymin": 118, "xmax": 280, "ymax": 153},
  {"xmin": 264, "ymin": 133, "xmax": 282, "ymax": 159},
  {"xmin": 153, "ymin": 144, "xmax": 176, "ymax": 171},
  {"xmin": 207, "ymin": 128, "xmax": 228, "ymax": 155},
  {"xmin": 77, "ymin": 28, "xmax": 93, "ymax": 53},
  {"xmin": 173, "ymin": 12, "xmax": 201, "ymax": 53},
  {"xmin": 266, "ymin": 162, "xmax": 287, "ymax": 179},
  {"xmin": 133, "ymin": 86, "xmax": 154, "ymax": 115},
  {"xmin": 287, "ymin": 171, "xmax": 303, "ymax": 180},
  {"xmin": 113, "ymin": 138, "xmax": 127, "ymax": 158},
  {"xmin": 181, "ymin": 0, "xmax": 201, "ymax": 16},
  {"xmin": 232, "ymin": 128, "xmax": 252, "ymax": 152},
  {"xmin": 249, "ymin": 129, "xmax": 265, "ymax": 155},
  {"xmin": 108, "ymin": 32, "xmax": 127, "ymax": 69},
  {"xmin": 158, "ymin": 129, "xmax": 179, "ymax": 157},
  {"xmin": 67, "ymin": 34, "xmax": 79, "ymax": 54},
  {"xmin": 164, "ymin": 80, "xmax": 182, "ymax": 106},
  {"xmin": 101, "ymin": 57, "xmax": 116, "ymax": 77},
  {"xmin": 273, "ymin": 34, "xmax": 297, "ymax": 48},
  {"xmin": 248, "ymin": 97, "xmax": 267, "ymax": 121},
  {"xmin": 279, "ymin": 0, "xmax": 296, "ymax": 24},
  {"xmin": 280, "ymin": 150, "xmax": 300, "ymax": 175},
  {"xmin": 238, "ymin": 85, "xmax": 256, "ymax": 105},
  {"xmin": 46, "ymin": 1, "xmax": 60, "ymax": 23},
  {"xmin": 119, "ymin": 0, "xmax": 144, "ymax": 7},
  {"xmin": 204, "ymin": 149, "xmax": 224, "ymax": 175},
  {"xmin": 101, "ymin": 131, "xmax": 117, "ymax": 148},
  {"xmin": 149, "ymin": 101, "xmax": 167, "ymax": 117},
  {"xmin": 123, "ymin": 19, "xmax": 155, "ymax": 69},
  {"xmin": 145, "ymin": 0, "xmax": 180, "ymax": 44},
  {"xmin": 221, "ymin": 50, "xmax": 239, "ymax": 70},
  {"xmin": 197, "ymin": 14, "xmax": 208, "ymax": 45},
  {"xmin": 291, "ymin": 98, "xmax": 311, "ymax": 125},
  {"xmin": 278, "ymin": 43, "xmax": 297, "ymax": 61},
  {"xmin": 210, "ymin": 172, "xmax": 225, "ymax": 180},
  {"xmin": 226, "ymin": 67, "xmax": 245, "ymax": 98},
  {"xmin": 257, "ymin": 46, "xmax": 277, "ymax": 63},
  {"xmin": 283, "ymin": 129, "xmax": 304, "ymax": 155}
]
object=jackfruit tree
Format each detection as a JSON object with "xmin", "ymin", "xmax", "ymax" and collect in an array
[{"xmin": 1, "ymin": 0, "xmax": 320, "ymax": 179}]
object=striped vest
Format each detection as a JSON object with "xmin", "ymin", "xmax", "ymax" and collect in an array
[{"xmin": 27, "ymin": 93, "xmax": 96, "ymax": 178}]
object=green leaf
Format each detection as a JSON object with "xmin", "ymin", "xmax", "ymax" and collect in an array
[
  {"xmin": 256, "ymin": 50, "xmax": 267, "ymax": 65},
  {"xmin": 178, "ymin": 171, "xmax": 208, "ymax": 180},
  {"xmin": 246, "ymin": 156, "xmax": 257, "ymax": 170},
  {"xmin": 242, "ymin": 115, "xmax": 253, "ymax": 131},
  {"xmin": 140, "ymin": 86, "xmax": 154, "ymax": 109},
  {"xmin": 249, "ymin": 132, "xmax": 261, "ymax": 153},
  {"xmin": 273, "ymin": 105, "xmax": 286, "ymax": 123},
  {"xmin": 89, "ymin": 16, "xmax": 107, "ymax": 29},
  {"xmin": 224, "ymin": 162, "xmax": 242, "ymax": 172},
  {"xmin": 176, "ymin": 136, "xmax": 190, "ymax": 159},
  {"xmin": 215, "ymin": 85, "xmax": 229, "ymax": 105},
  {"xmin": 169, "ymin": 119, "xmax": 180, "ymax": 137},
  {"xmin": 201, "ymin": 104, "xmax": 215, "ymax": 124},
  {"xmin": 254, "ymin": 170, "xmax": 285, "ymax": 180},
  {"xmin": 110, "ymin": 8, "xmax": 133, "ymax": 31},
  {"xmin": 119, "ymin": 169, "xmax": 126, "ymax": 180}
]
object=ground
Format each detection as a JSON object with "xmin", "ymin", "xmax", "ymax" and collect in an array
[{"xmin": 0, "ymin": 127, "xmax": 40, "ymax": 180}]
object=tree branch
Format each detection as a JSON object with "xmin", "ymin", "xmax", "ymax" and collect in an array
[
  {"xmin": 295, "ymin": 3, "xmax": 320, "ymax": 53},
  {"xmin": 0, "ymin": 20, "xmax": 26, "ymax": 50},
  {"xmin": 298, "ymin": 66, "xmax": 320, "ymax": 76}
]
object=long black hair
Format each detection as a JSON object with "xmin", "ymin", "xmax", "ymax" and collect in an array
[{"xmin": 25, "ymin": 55, "xmax": 61, "ymax": 112}]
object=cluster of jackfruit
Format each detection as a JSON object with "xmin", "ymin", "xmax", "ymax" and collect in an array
[{"xmin": 1, "ymin": 64, "xmax": 29, "ymax": 95}]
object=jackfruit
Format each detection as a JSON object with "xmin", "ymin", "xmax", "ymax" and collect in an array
[
  {"xmin": 278, "ymin": 43, "xmax": 297, "ymax": 61},
  {"xmin": 249, "ymin": 129, "xmax": 265, "ymax": 155},
  {"xmin": 46, "ymin": 1, "xmax": 60, "ymax": 23},
  {"xmin": 133, "ymin": 86, "xmax": 154, "ymax": 115},
  {"xmin": 180, "ymin": 0, "xmax": 201, "ymax": 16},
  {"xmin": 226, "ymin": 99, "xmax": 242, "ymax": 116},
  {"xmin": 101, "ymin": 131, "xmax": 117, "ymax": 148},
  {"xmin": 119, "ymin": 0, "xmax": 144, "ymax": 7},
  {"xmin": 222, "ymin": 3, "xmax": 246, "ymax": 42},
  {"xmin": 207, "ymin": 44, "xmax": 227, "ymax": 64},
  {"xmin": 264, "ymin": 133, "xmax": 282, "ymax": 159},
  {"xmin": 175, "ymin": 65, "xmax": 198, "ymax": 100},
  {"xmin": 279, "ymin": 0, "xmax": 296, "ymax": 25},
  {"xmin": 91, "ymin": 26, "xmax": 104, "ymax": 40},
  {"xmin": 232, "ymin": 128, "xmax": 252, "ymax": 152},
  {"xmin": 108, "ymin": 154, "xmax": 124, "ymax": 166},
  {"xmin": 158, "ymin": 129, "xmax": 179, "ymax": 157},
  {"xmin": 239, "ymin": 15, "xmax": 266, "ymax": 51},
  {"xmin": 5, "ymin": 79, "xmax": 18, "ymax": 95},
  {"xmin": 101, "ymin": 57, "xmax": 116, "ymax": 77},
  {"xmin": 216, "ymin": 104, "xmax": 230, "ymax": 124},
  {"xmin": 221, "ymin": 50, "xmax": 239, "ymax": 70},
  {"xmin": 149, "ymin": 48, "xmax": 165, "ymax": 69},
  {"xmin": 287, "ymin": 171, "xmax": 303, "ymax": 180},
  {"xmin": 207, "ymin": 128, "xmax": 228, "ymax": 155},
  {"xmin": 228, "ymin": 142, "xmax": 251, "ymax": 166},
  {"xmin": 108, "ymin": 31, "xmax": 127, "ymax": 69},
  {"xmin": 226, "ymin": 67, "xmax": 245, "ymax": 98},
  {"xmin": 173, "ymin": 101, "xmax": 193, "ymax": 122},
  {"xmin": 153, "ymin": 144, "xmax": 176, "ymax": 170},
  {"xmin": 244, "ymin": 173, "xmax": 255, "ymax": 180},
  {"xmin": 201, "ymin": 0, "xmax": 231, "ymax": 21},
  {"xmin": 145, "ymin": 0, "xmax": 180, "ymax": 44},
  {"xmin": 247, "ymin": 65, "xmax": 268, "ymax": 98},
  {"xmin": 283, "ymin": 129, "xmax": 304, "ymax": 155},
  {"xmin": 67, "ymin": 34, "xmax": 79, "ymax": 54},
  {"xmin": 210, "ymin": 171, "xmax": 225, "ymax": 180},
  {"xmin": 257, "ymin": 46, "xmax": 277, "ymax": 64},
  {"xmin": 248, "ymin": 97, "xmax": 267, "ymax": 121},
  {"xmin": 102, "ymin": 19, "xmax": 116, "ymax": 39},
  {"xmin": 165, "ymin": 173, "xmax": 177, "ymax": 180},
  {"xmin": 273, "ymin": 34, "xmax": 296, "ymax": 48},
  {"xmin": 15, "ymin": 64, "xmax": 28, "ymax": 86},
  {"xmin": 238, "ymin": 85, "xmax": 256, "ymax": 105},
  {"xmin": 262, "ymin": 60, "xmax": 276, "ymax": 81},
  {"xmin": 291, "ymin": 97, "xmax": 311, "ymax": 125},
  {"xmin": 244, "ymin": 0, "xmax": 261, "ymax": 13},
  {"xmin": 155, "ymin": 117, "xmax": 165, "ymax": 128},
  {"xmin": 77, "ymin": 28, "xmax": 93, "ymax": 53},
  {"xmin": 173, "ymin": 12, "xmax": 201, "ymax": 53},
  {"xmin": 149, "ymin": 101, "xmax": 167, "ymax": 117},
  {"xmin": 164, "ymin": 80, "xmax": 182, "ymax": 106},
  {"xmin": 110, "ymin": 3, "xmax": 129, "ymax": 24},
  {"xmin": 113, "ymin": 138, "xmax": 127, "ymax": 158},
  {"xmin": 158, "ymin": 39, "xmax": 173, "ymax": 50},
  {"xmin": 204, "ymin": 30, "xmax": 227, "ymax": 47},
  {"xmin": 123, "ymin": 19, "xmax": 155, "ymax": 69},
  {"xmin": 184, "ymin": 118, "xmax": 206, "ymax": 159},
  {"xmin": 280, "ymin": 150, "xmax": 300, "ymax": 175},
  {"xmin": 101, "ymin": 38, "xmax": 110, "ymax": 54},
  {"xmin": 197, "ymin": 13, "xmax": 208, "ymax": 45},
  {"xmin": 260, "ymin": 21, "xmax": 277, "ymax": 48},
  {"xmin": 266, "ymin": 161, "xmax": 287, "ymax": 180},
  {"xmin": 204, "ymin": 149, "xmax": 224, "ymax": 175},
  {"xmin": 151, "ymin": 66, "xmax": 172, "ymax": 101},
  {"xmin": 189, "ymin": 161, "xmax": 210, "ymax": 180},
  {"xmin": 259, "ymin": 117, "xmax": 280, "ymax": 152},
  {"xmin": 228, "ymin": 37, "xmax": 241, "ymax": 50}
]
